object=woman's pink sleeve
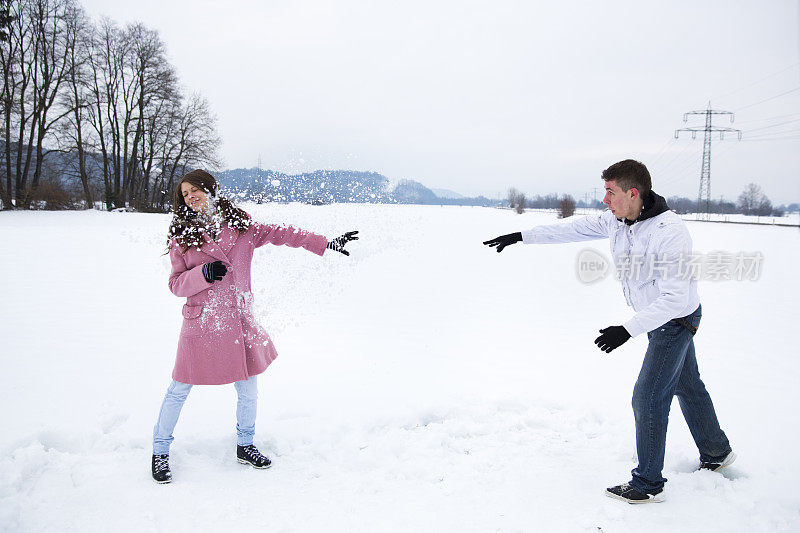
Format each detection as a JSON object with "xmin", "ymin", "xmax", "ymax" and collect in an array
[
  {"xmin": 251, "ymin": 222, "xmax": 328, "ymax": 256},
  {"xmin": 168, "ymin": 241, "xmax": 211, "ymax": 296}
]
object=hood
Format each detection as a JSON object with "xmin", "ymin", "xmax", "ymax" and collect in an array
[{"xmin": 624, "ymin": 190, "xmax": 670, "ymax": 226}]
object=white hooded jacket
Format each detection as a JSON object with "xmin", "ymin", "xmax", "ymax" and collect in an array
[{"xmin": 521, "ymin": 197, "xmax": 700, "ymax": 337}]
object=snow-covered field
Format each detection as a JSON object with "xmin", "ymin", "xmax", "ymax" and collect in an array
[{"xmin": 1, "ymin": 204, "xmax": 798, "ymax": 532}]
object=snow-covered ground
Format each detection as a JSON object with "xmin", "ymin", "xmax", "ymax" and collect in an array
[{"xmin": 1, "ymin": 204, "xmax": 798, "ymax": 532}]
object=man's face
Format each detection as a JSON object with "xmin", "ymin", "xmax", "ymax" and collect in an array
[{"xmin": 603, "ymin": 180, "xmax": 639, "ymax": 220}]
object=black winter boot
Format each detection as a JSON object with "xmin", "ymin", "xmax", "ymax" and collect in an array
[
  {"xmin": 151, "ymin": 454, "xmax": 172, "ymax": 484},
  {"xmin": 237, "ymin": 444, "xmax": 272, "ymax": 469}
]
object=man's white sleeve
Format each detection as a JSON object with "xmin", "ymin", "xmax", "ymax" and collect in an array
[{"xmin": 521, "ymin": 211, "xmax": 614, "ymax": 244}]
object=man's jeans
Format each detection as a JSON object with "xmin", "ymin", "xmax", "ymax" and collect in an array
[
  {"xmin": 630, "ymin": 304, "xmax": 732, "ymax": 493},
  {"xmin": 152, "ymin": 375, "xmax": 258, "ymax": 455}
]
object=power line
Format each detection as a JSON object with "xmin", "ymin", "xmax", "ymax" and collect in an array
[
  {"xmin": 735, "ymin": 112, "xmax": 800, "ymax": 125},
  {"xmin": 651, "ymin": 139, "xmax": 695, "ymax": 176},
  {"xmin": 735, "ymin": 86, "xmax": 800, "ymax": 112},
  {"xmin": 660, "ymin": 142, "xmax": 736, "ymax": 189},
  {"xmin": 659, "ymin": 151, "xmax": 706, "ymax": 188},
  {"xmin": 648, "ymin": 138, "xmax": 678, "ymax": 167},
  {"xmin": 740, "ymin": 136, "xmax": 800, "ymax": 142},
  {"xmin": 711, "ymin": 62, "xmax": 800, "ymax": 102},
  {"xmin": 743, "ymin": 128, "xmax": 800, "ymax": 139},
  {"xmin": 742, "ymin": 118, "xmax": 800, "ymax": 133}
]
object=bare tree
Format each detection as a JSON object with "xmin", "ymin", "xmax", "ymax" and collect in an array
[
  {"xmin": 84, "ymin": 18, "xmax": 119, "ymax": 209},
  {"xmin": 515, "ymin": 193, "xmax": 525, "ymax": 214},
  {"xmin": 57, "ymin": 0, "xmax": 92, "ymax": 207},
  {"xmin": 154, "ymin": 92, "xmax": 221, "ymax": 210},
  {"xmin": 737, "ymin": 183, "xmax": 772, "ymax": 216},
  {"xmin": 0, "ymin": 0, "xmax": 17, "ymax": 207},
  {"xmin": 558, "ymin": 194, "xmax": 576, "ymax": 218},
  {"xmin": 508, "ymin": 186, "xmax": 525, "ymax": 213},
  {"xmin": 126, "ymin": 24, "xmax": 175, "ymax": 210},
  {"xmin": 507, "ymin": 187, "xmax": 518, "ymax": 208},
  {"xmin": 5, "ymin": 0, "xmax": 36, "ymax": 208},
  {"xmin": 27, "ymin": 0, "xmax": 74, "ymax": 208}
]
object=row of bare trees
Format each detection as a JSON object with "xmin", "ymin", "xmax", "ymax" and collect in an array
[
  {"xmin": 508, "ymin": 187, "xmax": 578, "ymax": 218},
  {"xmin": 0, "ymin": 0, "xmax": 221, "ymax": 211}
]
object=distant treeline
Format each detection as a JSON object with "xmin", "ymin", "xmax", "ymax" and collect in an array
[
  {"xmin": 667, "ymin": 183, "xmax": 795, "ymax": 216},
  {"xmin": 509, "ymin": 185, "xmax": 794, "ymax": 217}
]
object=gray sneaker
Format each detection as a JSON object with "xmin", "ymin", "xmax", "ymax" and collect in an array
[{"xmin": 605, "ymin": 483, "xmax": 664, "ymax": 504}]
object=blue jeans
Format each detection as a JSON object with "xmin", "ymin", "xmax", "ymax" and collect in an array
[
  {"xmin": 152, "ymin": 375, "xmax": 259, "ymax": 455},
  {"xmin": 630, "ymin": 304, "xmax": 731, "ymax": 493}
]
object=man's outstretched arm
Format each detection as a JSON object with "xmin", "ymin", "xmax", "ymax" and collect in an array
[{"xmin": 483, "ymin": 211, "xmax": 616, "ymax": 252}]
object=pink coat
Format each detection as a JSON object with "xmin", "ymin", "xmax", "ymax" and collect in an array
[{"xmin": 168, "ymin": 221, "xmax": 328, "ymax": 385}]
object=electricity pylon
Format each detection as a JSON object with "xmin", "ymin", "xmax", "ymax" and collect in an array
[{"xmin": 674, "ymin": 102, "xmax": 741, "ymax": 220}]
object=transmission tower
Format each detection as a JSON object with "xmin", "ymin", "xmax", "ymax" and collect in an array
[
  {"xmin": 591, "ymin": 187, "xmax": 602, "ymax": 207},
  {"xmin": 674, "ymin": 102, "xmax": 741, "ymax": 220}
]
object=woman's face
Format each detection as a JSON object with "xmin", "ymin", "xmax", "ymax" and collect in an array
[{"xmin": 181, "ymin": 181, "xmax": 208, "ymax": 212}]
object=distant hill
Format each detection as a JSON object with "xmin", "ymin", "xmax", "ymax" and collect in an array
[
  {"xmin": 217, "ymin": 168, "xmax": 392, "ymax": 204},
  {"xmin": 431, "ymin": 188, "xmax": 464, "ymax": 199},
  {"xmin": 216, "ymin": 168, "xmax": 492, "ymax": 206}
]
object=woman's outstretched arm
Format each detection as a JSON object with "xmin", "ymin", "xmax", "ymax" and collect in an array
[{"xmin": 250, "ymin": 222, "xmax": 329, "ymax": 256}]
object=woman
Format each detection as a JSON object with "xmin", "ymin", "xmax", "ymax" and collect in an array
[{"xmin": 152, "ymin": 169, "xmax": 357, "ymax": 483}]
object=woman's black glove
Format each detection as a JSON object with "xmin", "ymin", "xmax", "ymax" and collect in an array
[
  {"xmin": 594, "ymin": 325, "xmax": 631, "ymax": 353},
  {"xmin": 327, "ymin": 231, "xmax": 359, "ymax": 256},
  {"xmin": 483, "ymin": 232, "xmax": 522, "ymax": 253},
  {"xmin": 202, "ymin": 260, "xmax": 227, "ymax": 283}
]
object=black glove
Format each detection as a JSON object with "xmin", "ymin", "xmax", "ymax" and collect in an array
[
  {"xmin": 202, "ymin": 260, "xmax": 227, "ymax": 283},
  {"xmin": 327, "ymin": 231, "xmax": 359, "ymax": 256},
  {"xmin": 483, "ymin": 232, "xmax": 522, "ymax": 253},
  {"xmin": 594, "ymin": 325, "xmax": 631, "ymax": 353}
]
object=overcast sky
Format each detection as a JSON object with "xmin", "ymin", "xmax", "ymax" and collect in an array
[{"xmin": 80, "ymin": 0, "xmax": 800, "ymax": 204}]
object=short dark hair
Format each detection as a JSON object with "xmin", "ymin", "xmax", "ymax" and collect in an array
[{"xmin": 601, "ymin": 159, "xmax": 652, "ymax": 195}]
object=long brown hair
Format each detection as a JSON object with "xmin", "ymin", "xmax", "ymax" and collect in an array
[{"xmin": 167, "ymin": 169, "xmax": 251, "ymax": 253}]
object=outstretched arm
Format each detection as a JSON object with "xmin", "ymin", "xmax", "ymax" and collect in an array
[
  {"xmin": 483, "ymin": 211, "xmax": 615, "ymax": 252},
  {"xmin": 250, "ymin": 222, "xmax": 329, "ymax": 256},
  {"xmin": 520, "ymin": 211, "xmax": 615, "ymax": 244}
]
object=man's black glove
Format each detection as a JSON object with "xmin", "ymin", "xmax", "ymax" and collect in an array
[
  {"xmin": 483, "ymin": 232, "xmax": 522, "ymax": 253},
  {"xmin": 202, "ymin": 260, "xmax": 227, "ymax": 283},
  {"xmin": 594, "ymin": 325, "xmax": 631, "ymax": 353},
  {"xmin": 327, "ymin": 231, "xmax": 359, "ymax": 256}
]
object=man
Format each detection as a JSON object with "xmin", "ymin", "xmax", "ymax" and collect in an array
[{"xmin": 483, "ymin": 159, "xmax": 734, "ymax": 504}]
